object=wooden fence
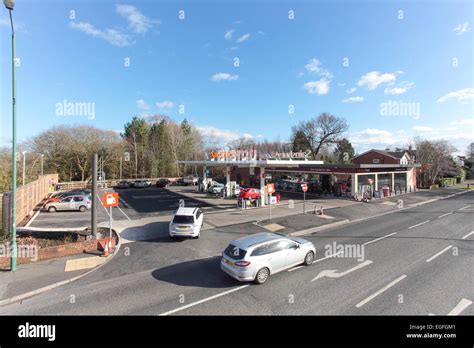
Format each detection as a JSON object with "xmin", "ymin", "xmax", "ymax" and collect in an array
[{"xmin": 1, "ymin": 174, "xmax": 58, "ymax": 237}]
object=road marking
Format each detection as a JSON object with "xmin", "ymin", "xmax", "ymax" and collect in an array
[
  {"xmin": 426, "ymin": 245, "xmax": 452, "ymax": 263},
  {"xmin": 159, "ymin": 285, "xmax": 250, "ymax": 316},
  {"xmin": 117, "ymin": 206, "xmax": 131, "ymax": 221},
  {"xmin": 312, "ymin": 251, "xmax": 344, "ymax": 264},
  {"xmin": 448, "ymin": 298, "xmax": 472, "ymax": 315},
  {"xmin": 461, "ymin": 231, "xmax": 474, "ymax": 240},
  {"xmin": 288, "ymin": 265, "xmax": 304, "ymax": 272},
  {"xmin": 363, "ymin": 232, "xmax": 397, "ymax": 246},
  {"xmin": 355, "ymin": 274, "xmax": 407, "ymax": 308},
  {"xmin": 437, "ymin": 212, "xmax": 453, "ymax": 219},
  {"xmin": 408, "ymin": 220, "xmax": 430, "ymax": 229},
  {"xmin": 97, "ymin": 194, "xmax": 111, "ymax": 218},
  {"xmin": 311, "ymin": 260, "xmax": 373, "ymax": 282},
  {"xmin": 459, "ymin": 205, "xmax": 470, "ymax": 210}
]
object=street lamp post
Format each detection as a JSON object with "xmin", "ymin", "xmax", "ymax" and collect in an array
[
  {"xmin": 4, "ymin": 0, "xmax": 16, "ymax": 271},
  {"xmin": 22, "ymin": 150, "xmax": 26, "ymax": 186}
]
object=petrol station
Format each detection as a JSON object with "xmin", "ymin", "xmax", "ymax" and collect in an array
[{"xmin": 178, "ymin": 148, "xmax": 418, "ymax": 207}]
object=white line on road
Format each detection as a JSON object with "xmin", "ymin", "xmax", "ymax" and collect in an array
[
  {"xmin": 355, "ymin": 274, "xmax": 407, "ymax": 308},
  {"xmin": 97, "ymin": 194, "xmax": 111, "ymax": 219},
  {"xmin": 448, "ymin": 298, "xmax": 472, "ymax": 315},
  {"xmin": 426, "ymin": 245, "xmax": 452, "ymax": 263},
  {"xmin": 288, "ymin": 265, "xmax": 304, "ymax": 272},
  {"xmin": 117, "ymin": 206, "xmax": 131, "ymax": 221},
  {"xmin": 363, "ymin": 232, "xmax": 397, "ymax": 246},
  {"xmin": 461, "ymin": 231, "xmax": 474, "ymax": 240},
  {"xmin": 437, "ymin": 212, "xmax": 453, "ymax": 219},
  {"xmin": 159, "ymin": 285, "xmax": 250, "ymax": 316},
  {"xmin": 459, "ymin": 205, "xmax": 470, "ymax": 211},
  {"xmin": 312, "ymin": 251, "xmax": 344, "ymax": 264},
  {"xmin": 408, "ymin": 220, "xmax": 430, "ymax": 229}
]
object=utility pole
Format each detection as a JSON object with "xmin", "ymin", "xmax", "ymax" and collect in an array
[{"xmin": 92, "ymin": 154, "xmax": 98, "ymax": 239}]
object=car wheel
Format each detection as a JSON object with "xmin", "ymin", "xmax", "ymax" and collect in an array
[
  {"xmin": 304, "ymin": 251, "xmax": 314, "ymax": 265},
  {"xmin": 48, "ymin": 206, "xmax": 57, "ymax": 213},
  {"xmin": 79, "ymin": 205, "xmax": 87, "ymax": 212},
  {"xmin": 255, "ymin": 267, "xmax": 270, "ymax": 284}
]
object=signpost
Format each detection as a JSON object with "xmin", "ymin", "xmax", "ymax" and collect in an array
[
  {"xmin": 267, "ymin": 183, "xmax": 275, "ymax": 220},
  {"xmin": 301, "ymin": 183, "xmax": 308, "ymax": 214},
  {"xmin": 102, "ymin": 192, "xmax": 119, "ymax": 251}
]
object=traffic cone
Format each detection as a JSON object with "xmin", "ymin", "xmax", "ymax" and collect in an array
[
  {"xmin": 108, "ymin": 238, "xmax": 113, "ymax": 252},
  {"xmin": 102, "ymin": 241, "xmax": 109, "ymax": 257}
]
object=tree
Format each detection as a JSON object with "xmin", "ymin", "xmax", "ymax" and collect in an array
[
  {"xmin": 334, "ymin": 138, "xmax": 354, "ymax": 163},
  {"xmin": 291, "ymin": 113, "xmax": 348, "ymax": 160},
  {"xmin": 291, "ymin": 130, "xmax": 311, "ymax": 152},
  {"xmin": 122, "ymin": 117, "xmax": 150, "ymax": 178},
  {"xmin": 414, "ymin": 138, "xmax": 456, "ymax": 187}
]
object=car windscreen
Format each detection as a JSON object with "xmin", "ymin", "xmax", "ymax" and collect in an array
[
  {"xmin": 172, "ymin": 215, "xmax": 194, "ymax": 224},
  {"xmin": 224, "ymin": 244, "xmax": 247, "ymax": 260}
]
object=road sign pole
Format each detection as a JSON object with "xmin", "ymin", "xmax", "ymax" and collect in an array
[
  {"xmin": 303, "ymin": 191, "xmax": 306, "ymax": 214},
  {"xmin": 109, "ymin": 206, "xmax": 112, "ymax": 243},
  {"xmin": 92, "ymin": 154, "xmax": 98, "ymax": 239},
  {"xmin": 269, "ymin": 193, "xmax": 272, "ymax": 220}
]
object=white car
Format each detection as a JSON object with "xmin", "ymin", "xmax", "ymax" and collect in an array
[
  {"xmin": 169, "ymin": 207, "xmax": 204, "ymax": 239},
  {"xmin": 183, "ymin": 175, "xmax": 199, "ymax": 185},
  {"xmin": 221, "ymin": 232, "xmax": 316, "ymax": 284}
]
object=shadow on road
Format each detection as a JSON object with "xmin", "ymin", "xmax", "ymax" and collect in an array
[
  {"xmin": 120, "ymin": 221, "xmax": 185, "ymax": 243},
  {"xmin": 151, "ymin": 256, "xmax": 241, "ymax": 288}
]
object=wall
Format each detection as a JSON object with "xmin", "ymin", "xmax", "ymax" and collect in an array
[{"xmin": 353, "ymin": 151, "xmax": 399, "ymax": 165}]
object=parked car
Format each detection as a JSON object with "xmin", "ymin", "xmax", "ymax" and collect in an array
[
  {"xmin": 239, "ymin": 187, "xmax": 262, "ymax": 200},
  {"xmin": 207, "ymin": 182, "xmax": 224, "ymax": 193},
  {"xmin": 116, "ymin": 180, "xmax": 130, "ymax": 189},
  {"xmin": 221, "ymin": 232, "xmax": 315, "ymax": 284},
  {"xmin": 175, "ymin": 178, "xmax": 185, "ymax": 186},
  {"xmin": 183, "ymin": 175, "xmax": 199, "ymax": 185},
  {"xmin": 133, "ymin": 180, "xmax": 149, "ymax": 188},
  {"xmin": 156, "ymin": 179, "xmax": 170, "ymax": 188},
  {"xmin": 44, "ymin": 194, "xmax": 92, "ymax": 213},
  {"xmin": 169, "ymin": 207, "xmax": 204, "ymax": 239},
  {"xmin": 47, "ymin": 189, "xmax": 90, "ymax": 203}
]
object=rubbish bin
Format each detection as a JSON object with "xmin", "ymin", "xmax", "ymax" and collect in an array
[
  {"xmin": 276, "ymin": 193, "xmax": 280, "ymax": 203},
  {"xmin": 382, "ymin": 186, "xmax": 390, "ymax": 197}
]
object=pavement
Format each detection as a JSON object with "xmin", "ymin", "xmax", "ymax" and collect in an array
[{"xmin": 0, "ymin": 187, "xmax": 471, "ymax": 315}]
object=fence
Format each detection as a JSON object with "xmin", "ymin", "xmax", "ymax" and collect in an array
[{"xmin": 1, "ymin": 174, "xmax": 58, "ymax": 237}]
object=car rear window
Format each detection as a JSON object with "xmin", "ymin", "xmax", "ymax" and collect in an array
[
  {"xmin": 224, "ymin": 244, "xmax": 247, "ymax": 260},
  {"xmin": 172, "ymin": 215, "xmax": 194, "ymax": 224}
]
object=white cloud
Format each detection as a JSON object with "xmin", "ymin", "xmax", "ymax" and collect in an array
[
  {"xmin": 437, "ymin": 88, "xmax": 474, "ymax": 103},
  {"xmin": 242, "ymin": 133, "xmax": 253, "ymax": 139},
  {"xmin": 236, "ymin": 33, "xmax": 251, "ymax": 43},
  {"xmin": 358, "ymin": 71, "xmax": 397, "ymax": 90},
  {"xmin": 303, "ymin": 78, "xmax": 330, "ymax": 95},
  {"xmin": 350, "ymin": 128, "xmax": 401, "ymax": 146},
  {"xmin": 156, "ymin": 101, "xmax": 175, "ymax": 109},
  {"xmin": 196, "ymin": 126, "xmax": 245, "ymax": 144},
  {"xmin": 450, "ymin": 118, "xmax": 474, "ymax": 126},
  {"xmin": 342, "ymin": 96, "xmax": 364, "ymax": 103},
  {"xmin": 346, "ymin": 87, "xmax": 357, "ymax": 94},
  {"xmin": 453, "ymin": 21, "xmax": 470, "ymax": 35},
  {"xmin": 211, "ymin": 72, "xmax": 239, "ymax": 82},
  {"xmin": 224, "ymin": 29, "xmax": 235, "ymax": 40},
  {"xmin": 412, "ymin": 126, "xmax": 433, "ymax": 132},
  {"xmin": 70, "ymin": 21, "xmax": 131, "ymax": 47},
  {"xmin": 304, "ymin": 58, "xmax": 333, "ymax": 78},
  {"xmin": 116, "ymin": 4, "xmax": 158, "ymax": 34},
  {"xmin": 136, "ymin": 99, "xmax": 150, "ymax": 110},
  {"xmin": 384, "ymin": 81, "xmax": 415, "ymax": 95}
]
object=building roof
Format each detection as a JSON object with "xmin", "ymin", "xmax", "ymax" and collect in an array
[{"xmin": 353, "ymin": 149, "xmax": 409, "ymax": 160}]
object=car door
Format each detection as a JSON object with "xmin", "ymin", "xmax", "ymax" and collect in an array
[
  {"xmin": 264, "ymin": 241, "xmax": 288, "ymax": 273},
  {"xmin": 282, "ymin": 240, "xmax": 305, "ymax": 267},
  {"xmin": 58, "ymin": 196, "xmax": 73, "ymax": 211}
]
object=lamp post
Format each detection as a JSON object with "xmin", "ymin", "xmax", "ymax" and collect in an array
[
  {"xmin": 4, "ymin": 0, "xmax": 16, "ymax": 271},
  {"xmin": 41, "ymin": 154, "xmax": 44, "ymax": 176},
  {"xmin": 22, "ymin": 150, "xmax": 26, "ymax": 186}
]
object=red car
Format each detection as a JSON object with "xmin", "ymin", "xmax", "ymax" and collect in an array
[{"xmin": 239, "ymin": 187, "xmax": 261, "ymax": 200}]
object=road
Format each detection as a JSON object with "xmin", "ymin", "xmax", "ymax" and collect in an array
[{"xmin": 2, "ymin": 190, "xmax": 472, "ymax": 315}]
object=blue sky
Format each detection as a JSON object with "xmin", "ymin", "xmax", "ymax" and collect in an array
[{"xmin": 0, "ymin": 0, "xmax": 473, "ymax": 154}]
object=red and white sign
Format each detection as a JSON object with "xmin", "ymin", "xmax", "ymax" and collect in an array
[
  {"xmin": 102, "ymin": 192, "xmax": 119, "ymax": 207},
  {"xmin": 267, "ymin": 183, "xmax": 275, "ymax": 194},
  {"xmin": 368, "ymin": 179, "xmax": 374, "ymax": 185},
  {"xmin": 301, "ymin": 183, "xmax": 308, "ymax": 192}
]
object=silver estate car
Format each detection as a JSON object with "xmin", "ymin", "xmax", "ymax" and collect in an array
[
  {"xmin": 221, "ymin": 232, "xmax": 316, "ymax": 284},
  {"xmin": 44, "ymin": 194, "xmax": 92, "ymax": 213}
]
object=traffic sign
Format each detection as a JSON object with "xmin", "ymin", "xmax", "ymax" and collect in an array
[
  {"xmin": 102, "ymin": 192, "xmax": 119, "ymax": 207},
  {"xmin": 301, "ymin": 183, "xmax": 308, "ymax": 192},
  {"xmin": 267, "ymin": 183, "xmax": 275, "ymax": 194}
]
